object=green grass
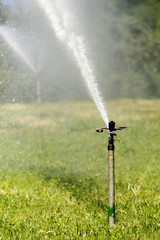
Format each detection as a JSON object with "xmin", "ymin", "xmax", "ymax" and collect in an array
[{"xmin": 0, "ymin": 100, "xmax": 160, "ymax": 239}]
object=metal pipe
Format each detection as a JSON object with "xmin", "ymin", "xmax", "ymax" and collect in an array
[{"xmin": 108, "ymin": 132, "xmax": 115, "ymax": 227}]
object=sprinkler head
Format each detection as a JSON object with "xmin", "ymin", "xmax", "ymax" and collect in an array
[
  {"xmin": 96, "ymin": 121, "xmax": 127, "ymax": 133},
  {"xmin": 109, "ymin": 121, "xmax": 115, "ymax": 132}
]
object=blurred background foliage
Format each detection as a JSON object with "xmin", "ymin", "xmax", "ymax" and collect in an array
[{"xmin": 0, "ymin": 0, "xmax": 160, "ymax": 102}]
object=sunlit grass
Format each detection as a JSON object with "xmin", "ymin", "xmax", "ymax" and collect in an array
[{"xmin": 0, "ymin": 100, "xmax": 160, "ymax": 239}]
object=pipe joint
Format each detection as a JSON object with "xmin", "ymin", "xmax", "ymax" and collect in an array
[{"xmin": 108, "ymin": 144, "xmax": 114, "ymax": 151}]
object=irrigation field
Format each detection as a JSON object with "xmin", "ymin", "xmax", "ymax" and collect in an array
[{"xmin": 0, "ymin": 100, "xmax": 160, "ymax": 239}]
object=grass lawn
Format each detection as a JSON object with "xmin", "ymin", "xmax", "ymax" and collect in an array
[{"xmin": 0, "ymin": 100, "xmax": 160, "ymax": 239}]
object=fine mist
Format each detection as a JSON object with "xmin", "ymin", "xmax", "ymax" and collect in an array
[
  {"xmin": 0, "ymin": 0, "xmax": 158, "ymax": 103},
  {"xmin": 0, "ymin": 25, "xmax": 42, "ymax": 74}
]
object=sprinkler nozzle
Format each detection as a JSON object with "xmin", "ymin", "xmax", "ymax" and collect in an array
[
  {"xmin": 96, "ymin": 129, "xmax": 103, "ymax": 133},
  {"xmin": 109, "ymin": 121, "xmax": 115, "ymax": 132}
]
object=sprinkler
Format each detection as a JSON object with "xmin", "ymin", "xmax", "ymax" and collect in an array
[{"xmin": 96, "ymin": 121, "xmax": 127, "ymax": 228}]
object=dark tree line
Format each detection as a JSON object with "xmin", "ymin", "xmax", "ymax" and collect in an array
[{"xmin": 107, "ymin": 0, "xmax": 160, "ymax": 98}]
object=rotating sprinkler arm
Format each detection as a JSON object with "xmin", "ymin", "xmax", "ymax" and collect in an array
[{"xmin": 96, "ymin": 121, "xmax": 127, "ymax": 133}]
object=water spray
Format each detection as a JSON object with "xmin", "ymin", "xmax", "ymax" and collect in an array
[
  {"xmin": 35, "ymin": 0, "xmax": 109, "ymax": 125},
  {"xmin": 0, "ymin": 26, "xmax": 42, "ymax": 103},
  {"xmin": 36, "ymin": 78, "xmax": 41, "ymax": 103},
  {"xmin": 96, "ymin": 121, "xmax": 126, "ymax": 228}
]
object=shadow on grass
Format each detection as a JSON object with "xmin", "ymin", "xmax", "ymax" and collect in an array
[{"xmin": 37, "ymin": 165, "xmax": 108, "ymax": 211}]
